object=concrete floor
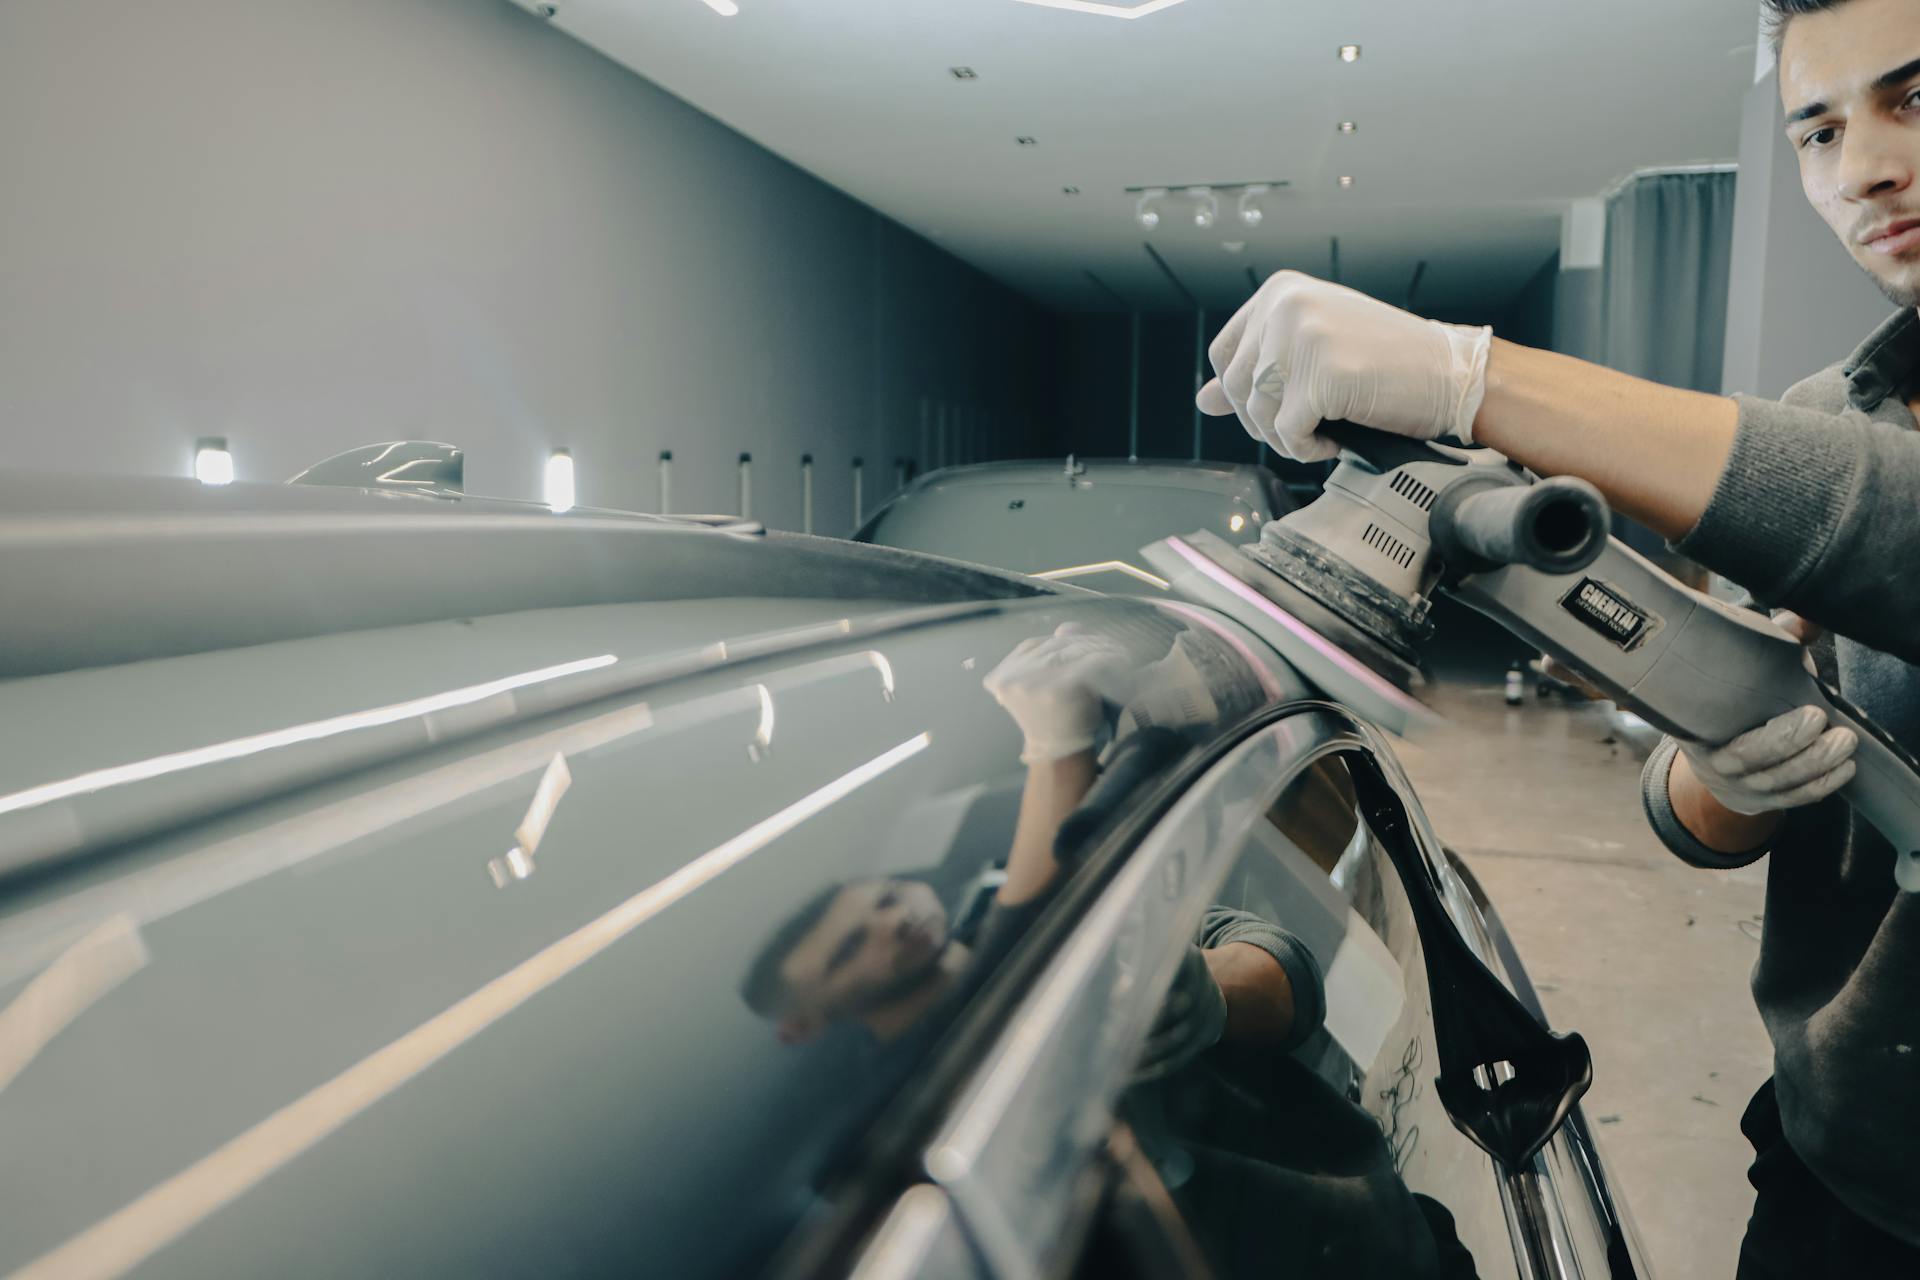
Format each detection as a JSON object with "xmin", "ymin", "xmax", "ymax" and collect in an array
[{"xmin": 1396, "ymin": 617, "xmax": 1773, "ymax": 1280}]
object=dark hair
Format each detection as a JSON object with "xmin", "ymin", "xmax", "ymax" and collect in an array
[
  {"xmin": 1760, "ymin": 0, "xmax": 1850, "ymax": 53},
  {"xmin": 741, "ymin": 881, "xmax": 846, "ymax": 1017}
]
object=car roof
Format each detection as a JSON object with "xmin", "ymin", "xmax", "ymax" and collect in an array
[
  {"xmin": 0, "ymin": 471, "xmax": 1053, "ymax": 681},
  {"xmin": 891, "ymin": 457, "xmax": 1275, "ymax": 496},
  {"xmin": 0, "ymin": 468, "xmax": 1329, "ymax": 1277}
]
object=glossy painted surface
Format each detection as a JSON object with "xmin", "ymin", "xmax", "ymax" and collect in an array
[
  {"xmin": 0, "ymin": 470, "xmax": 1634, "ymax": 1280},
  {"xmin": 0, "ymin": 588, "xmax": 1280, "ymax": 1278},
  {"xmin": 856, "ymin": 459, "xmax": 1287, "ymax": 592}
]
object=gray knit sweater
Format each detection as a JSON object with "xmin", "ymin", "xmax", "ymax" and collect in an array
[{"xmin": 1639, "ymin": 308, "xmax": 1920, "ymax": 1243}]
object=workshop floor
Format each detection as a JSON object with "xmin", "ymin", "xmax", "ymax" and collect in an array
[{"xmin": 1398, "ymin": 609, "xmax": 1773, "ymax": 1280}]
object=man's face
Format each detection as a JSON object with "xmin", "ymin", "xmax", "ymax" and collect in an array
[
  {"xmin": 778, "ymin": 878, "xmax": 950, "ymax": 1021},
  {"xmin": 1781, "ymin": 0, "xmax": 1920, "ymax": 307}
]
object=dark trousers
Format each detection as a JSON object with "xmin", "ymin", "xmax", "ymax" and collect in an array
[{"xmin": 1736, "ymin": 1078, "xmax": 1920, "ymax": 1279}]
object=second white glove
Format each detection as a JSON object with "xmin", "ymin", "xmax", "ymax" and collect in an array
[
  {"xmin": 1679, "ymin": 705, "xmax": 1859, "ymax": 816},
  {"xmin": 983, "ymin": 625, "xmax": 1131, "ymax": 762},
  {"xmin": 1196, "ymin": 270, "xmax": 1491, "ymax": 462}
]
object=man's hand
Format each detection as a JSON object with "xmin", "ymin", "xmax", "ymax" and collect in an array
[
  {"xmin": 983, "ymin": 624, "xmax": 1130, "ymax": 763},
  {"xmin": 1195, "ymin": 270, "xmax": 1492, "ymax": 461},
  {"xmin": 1677, "ymin": 705, "xmax": 1859, "ymax": 818}
]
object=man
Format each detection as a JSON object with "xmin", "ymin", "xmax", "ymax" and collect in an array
[{"xmin": 1196, "ymin": 1, "xmax": 1920, "ymax": 1272}]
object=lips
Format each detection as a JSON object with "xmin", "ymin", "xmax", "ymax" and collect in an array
[{"xmin": 1863, "ymin": 217, "xmax": 1920, "ymax": 256}]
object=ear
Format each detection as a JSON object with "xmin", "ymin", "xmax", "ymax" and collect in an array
[{"xmin": 777, "ymin": 1013, "xmax": 825, "ymax": 1045}]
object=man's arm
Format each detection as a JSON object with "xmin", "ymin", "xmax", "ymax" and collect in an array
[
  {"xmin": 1667, "ymin": 751, "xmax": 1785, "ymax": 855},
  {"xmin": 1201, "ymin": 272, "xmax": 1920, "ymax": 661},
  {"xmin": 1194, "ymin": 906, "xmax": 1325, "ymax": 1049},
  {"xmin": 1472, "ymin": 340, "xmax": 1740, "ymax": 539},
  {"xmin": 998, "ymin": 751, "xmax": 1097, "ymax": 906}
]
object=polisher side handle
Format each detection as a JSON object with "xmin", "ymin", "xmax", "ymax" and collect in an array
[{"xmin": 1431, "ymin": 475, "xmax": 1610, "ymax": 577}]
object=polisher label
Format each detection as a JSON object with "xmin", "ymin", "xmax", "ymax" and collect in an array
[{"xmin": 1561, "ymin": 578, "xmax": 1648, "ymax": 648}]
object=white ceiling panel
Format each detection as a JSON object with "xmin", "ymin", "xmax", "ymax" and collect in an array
[{"xmin": 531, "ymin": 0, "xmax": 1758, "ymax": 315}]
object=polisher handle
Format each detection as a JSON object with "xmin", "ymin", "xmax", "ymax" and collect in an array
[
  {"xmin": 1431, "ymin": 476, "xmax": 1610, "ymax": 577},
  {"xmin": 1319, "ymin": 420, "xmax": 1468, "ymax": 473}
]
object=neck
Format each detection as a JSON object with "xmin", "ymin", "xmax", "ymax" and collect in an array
[{"xmin": 858, "ymin": 942, "xmax": 973, "ymax": 1043}]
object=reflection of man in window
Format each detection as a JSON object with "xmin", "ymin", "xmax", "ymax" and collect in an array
[{"xmin": 742, "ymin": 624, "xmax": 1318, "ymax": 1064}]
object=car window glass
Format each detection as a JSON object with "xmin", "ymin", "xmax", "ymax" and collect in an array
[
  {"xmin": 0, "ymin": 596, "xmax": 1277, "ymax": 1280},
  {"xmin": 1111, "ymin": 746, "xmax": 1515, "ymax": 1280}
]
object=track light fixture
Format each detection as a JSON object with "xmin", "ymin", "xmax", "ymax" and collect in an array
[
  {"xmin": 1237, "ymin": 184, "xmax": 1271, "ymax": 227},
  {"xmin": 1129, "ymin": 180, "xmax": 1285, "ymax": 233},
  {"xmin": 1186, "ymin": 187, "xmax": 1218, "ymax": 229},
  {"xmin": 1135, "ymin": 188, "xmax": 1168, "ymax": 229}
]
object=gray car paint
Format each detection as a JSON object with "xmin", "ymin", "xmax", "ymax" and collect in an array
[
  {"xmin": 0, "ymin": 469, "xmax": 1637, "ymax": 1280},
  {"xmin": 857, "ymin": 459, "xmax": 1287, "ymax": 592}
]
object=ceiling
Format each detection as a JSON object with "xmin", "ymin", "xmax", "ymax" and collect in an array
[{"xmin": 534, "ymin": 0, "xmax": 1760, "ymax": 317}]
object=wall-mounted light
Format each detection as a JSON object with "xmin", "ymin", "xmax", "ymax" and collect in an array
[
  {"xmin": 545, "ymin": 449, "xmax": 576, "ymax": 513},
  {"xmin": 194, "ymin": 437, "xmax": 234, "ymax": 486},
  {"xmin": 699, "ymin": 0, "xmax": 740, "ymax": 15},
  {"xmin": 1339, "ymin": 175, "xmax": 1356, "ymax": 189},
  {"xmin": 1337, "ymin": 120, "xmax": 1358, "ymax": 134},
  {"xmin": 1185, "ymin": 186, "xmax": 1218, "ymax": 229},
  {"xmin": 1339, "ymin": 43, "xmax": 1362, "ymax": 62}
]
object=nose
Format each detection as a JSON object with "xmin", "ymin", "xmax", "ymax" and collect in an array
[{"xmin": 1838, "ymin": 115, "xmax": 1916, "ymax": 207}]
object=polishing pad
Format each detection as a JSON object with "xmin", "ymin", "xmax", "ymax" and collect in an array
[{"xmin": 1143, "ymin": 530, "xmax": 1437, "ymax": 738}]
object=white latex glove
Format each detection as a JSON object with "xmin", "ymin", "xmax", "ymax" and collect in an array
[
  {"xmin": 1679, "ymin": 705, "xmax": 1859, "ymax": 816},
  {"xmin": 983, "ymin": 625, "xmax": 1131, "ymax": 762},
  {"xmin": 1196, "ymin": 270, "xmax": 1492, "ymax": 462}
]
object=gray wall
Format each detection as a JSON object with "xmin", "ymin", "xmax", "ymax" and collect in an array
[
  {"xmin": 0, "ymin": 0, "xmax": 1054, "ymax": 532},
  {"xmin": 1721, "ymin": 70, "xmax": 1893, "ymax": 398},
  {"xmin": 1499, "ymin": 253, "xmax": 1561, "ymax": 352}
]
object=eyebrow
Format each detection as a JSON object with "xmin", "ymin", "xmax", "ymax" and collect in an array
[{"xmin": 1788, "ymin": 55, "xmax": 1920, "ymax": 124}]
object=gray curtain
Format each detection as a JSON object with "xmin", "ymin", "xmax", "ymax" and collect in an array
[
  {"xmin": 1575, "ymin": 170, "xmax": 1736, "ymax": 560},
  {"xmin": 1601, "ymin": 171, "xmax": 1737, "ymax": 393}
]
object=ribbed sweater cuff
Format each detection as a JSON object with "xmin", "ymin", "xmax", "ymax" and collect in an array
[
  {"xmin": 1641, "ymin": 737, "xmax": 1770, "ymax": 870},
  {"xmin": 1209, "ymin": 919, "xmax": 1326, "ymax": 1051}
]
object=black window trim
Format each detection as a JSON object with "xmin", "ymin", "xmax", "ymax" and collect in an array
[{"xmin": 770, "ymin": 699, "xmax": 1353, "ymax": 1279}]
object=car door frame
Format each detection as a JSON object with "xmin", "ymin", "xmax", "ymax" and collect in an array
[{"xmin": 832, "ymin": 700, "xmax": 1644, "ymax": 1280}]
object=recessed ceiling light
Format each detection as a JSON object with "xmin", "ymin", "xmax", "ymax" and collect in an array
[
  {"xmin": 1016, "ymin": 136, "xmax": 1038, "ymax": 146},
  {"xmin": 1337, "ymin": 120, "xmax": 1358, "ymax": 134},
  {"xmin": 950, "ymin": 66, "xmax": 978, "ymax": 79},
  {"xmin": 1339, "ymin": 175, "xmax": 1356, "ymax": 188},
  {"xmin": 1339, "ymin": 44, "xmax": 1361, "ymax": 62},
  {"xmin": 1062, "ymin": 185, "xmax": 1081, "ymax": 195},
  {"xmin": 700, "ymin": 0, "xmax": 739, "ymax": 14}
]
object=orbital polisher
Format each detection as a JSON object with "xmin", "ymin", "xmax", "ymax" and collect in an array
[
  {"xmin": 1144, "ymin": 422, "xmax": 1920, "ymax": 1180},
  {"xmin": 1147, "ymin": 421, "xmax": 1920, "ymax": 892}
]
